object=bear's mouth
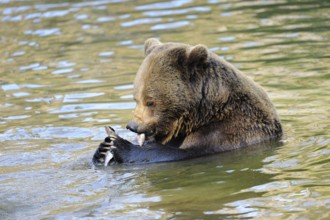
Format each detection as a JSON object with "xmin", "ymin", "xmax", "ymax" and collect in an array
[
  {"xmin": 137, "ymin": 133, "xmax": 145, "ymax": 146},
  {"xmin": 134, "ymin": 131, "xmax": 172, "ymax": 146},
  {"xmin": 126, "ymin": 121, "xmax": 177, "ymax": 146},
  {"xmin": 135, "ymin": 131, "xmax": 165, "ymax": 146}
]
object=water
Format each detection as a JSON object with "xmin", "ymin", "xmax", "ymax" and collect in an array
[{"xmin": 0, "ymin": 0, "xmax": 329, "ymax": 219}]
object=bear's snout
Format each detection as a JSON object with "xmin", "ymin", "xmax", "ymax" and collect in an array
[
  {"xmin": 126, "ymin": 120, "xmax": 155, "ymax": 137},
  {"xmin": 126, "ymin": 121, "xmax": 139, "ymax": 133}
]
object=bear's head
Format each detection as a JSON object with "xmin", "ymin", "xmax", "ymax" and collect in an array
[{"xmin": 126, "ymin": 38, "xmax": 228, "ymax": 145}]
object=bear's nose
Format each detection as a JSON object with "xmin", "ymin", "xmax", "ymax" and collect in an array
[{"xmin": 126, "ymin": 121, "xmax": 139, "ymax": 133}]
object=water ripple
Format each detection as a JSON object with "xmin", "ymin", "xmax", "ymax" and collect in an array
[
  {"xmin": 63, "ymin": 92, "xmax": 105, "ymax": 103},
  {"xmin": 2, "ymin": 6, "xmax": 30, "ymax": 15},
  {"xmin": 50, "ymin": 102, "xmax": 135, "ymax": 114},
  {"xmin": 24, "ymin": 28, "xmax": 61, "ymax": 37},
  {"xmin": 151, "ymin": 21, "xmax": 191, "ymax": 30},
  {"xmin": 121, "ymin": 18, "xmax": 162, "ymax": 27},
  {"xmin": 2, "ymin": 84, "xmax": 20, "ymax": 91},
  {"xmin": 51, "ymin": 68, "xmax": 74, "ymax": 74},
  {"xmin": 143, "ymin": 6, "xmax": 211, "ymax": 17},
  {"xmin": 136, "ymin": 0, "xmax": 193, "ymax": 10}
]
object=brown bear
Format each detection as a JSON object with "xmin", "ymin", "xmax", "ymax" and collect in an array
[{"xmin": 93, "ymin": 38, "xmax": 282, "ymax": 165}]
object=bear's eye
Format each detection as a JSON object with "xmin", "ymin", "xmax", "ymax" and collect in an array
[{"xmin": 146, "ymin": 101, "xmax": 154, "ymax": 107}]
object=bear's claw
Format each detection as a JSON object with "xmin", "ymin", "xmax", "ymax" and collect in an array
[
  {"xmin": 92, "ymin": 126, "xmax": 116, "ymax": 166},
  {"xmin": 105, "ymin": 126, "xmax": 116, "ymax": 137},
  {"xmin": 93, "ymin": 126, "xmax": 136, "ymax": 166}
]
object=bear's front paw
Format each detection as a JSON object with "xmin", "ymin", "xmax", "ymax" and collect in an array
[
  {"xmin": 93, "ymin": 137, "xmax": 113, "ymax": 166},
  {"xmin": 93, "ymin": 142, "xmax": 111, "ymax": 165},
  {"xmin": 93, "ymin": 126, "xmax": 136, "ymax": 166},
  {"xmin": 105, "ymin": 126, "xmax": 136, "ymax": 164},
  {"xmin": 93, "ymin": 126, "xmax": 118, "ymax": 166}
]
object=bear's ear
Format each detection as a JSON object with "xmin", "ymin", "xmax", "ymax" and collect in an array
[
  {"xmin": 144, "ymin": 38, "xmax": 161, "ymax": 56},
  {"xmin": 188, "ymin": 45, "xmax": 208, "ymax": 66}
]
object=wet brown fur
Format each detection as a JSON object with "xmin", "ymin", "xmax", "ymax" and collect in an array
[{"xmin": 130, "ymin": 38, "xmax": 282, "ymax": 153}]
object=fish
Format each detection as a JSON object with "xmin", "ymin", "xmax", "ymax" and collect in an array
[
  {"xmin": 104, "ymin": 126, "xmax": 115, "ymax": 166},
  {"xmin": 104, "ymin": 151, "xmax": 113, "ymax": 167}
]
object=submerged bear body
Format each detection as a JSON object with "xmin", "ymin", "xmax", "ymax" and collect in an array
[{"xmin": 93, "ymin": 39, "xmax": 282, "ymax": 165}]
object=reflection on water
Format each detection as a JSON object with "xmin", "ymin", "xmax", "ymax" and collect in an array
[{"xmin": 0, "ymin": 0, "xmax": 329, "ymax": 219}]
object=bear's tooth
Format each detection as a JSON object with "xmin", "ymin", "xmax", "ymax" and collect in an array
[{"xmin": 138, "ymin": 133, "xmax": 145, "ymax": 146}]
